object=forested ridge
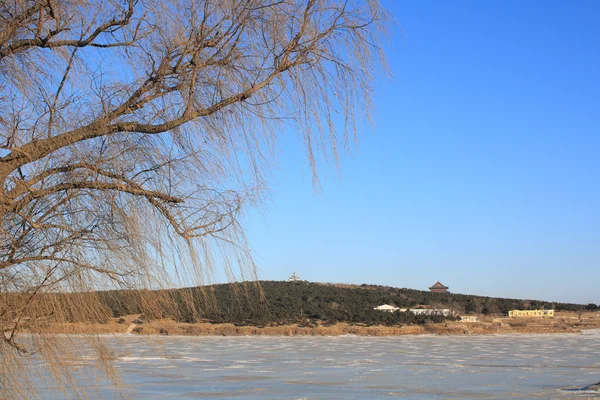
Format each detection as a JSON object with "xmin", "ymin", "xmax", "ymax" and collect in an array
[{"xmin": 91, "ymin": 281, "xmax": 596, "ymax": 327}]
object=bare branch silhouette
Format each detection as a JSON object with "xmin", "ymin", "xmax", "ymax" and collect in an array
[{"xmin": 0, "ymin": 0, "xmax": 388, "ymax": 396}]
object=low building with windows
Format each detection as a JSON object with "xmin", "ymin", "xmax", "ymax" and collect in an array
[
  {"xmin": 508, "ymin": 309, "xmax": 554, "ymax": 318},
  {"xmin": 459, "ymin": 315, "xmax": 480, "ymax": 322},
  {"xmin": 400, "ymin": 308, "xmax": 451, "ymax": 316},
  {"xmin": 374, "ymin": 304, "xmax": 452, "ymax": 316}
]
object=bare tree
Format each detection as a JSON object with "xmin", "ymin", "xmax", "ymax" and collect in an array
[{"xmin": 0, "ymin": 0, "xmax": 388, "ymax": 396}]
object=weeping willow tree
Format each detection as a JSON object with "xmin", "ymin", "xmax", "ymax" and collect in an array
[{"xmin": 0, "ymin": 0, "xmax": 388, "ymax": 396}]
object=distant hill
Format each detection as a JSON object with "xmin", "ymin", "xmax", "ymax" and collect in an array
[{"xmin": 93, "ymin": 281, "xmax": 594, "ymax": 327}]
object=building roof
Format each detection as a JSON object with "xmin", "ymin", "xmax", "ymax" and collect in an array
[
  {"xmin": 375, "ymin": 304, "xmax": 398, "ymax": 309},
  {"xmin": 429, "ymin": 281, "xmax": 448, "ymax": 289}
]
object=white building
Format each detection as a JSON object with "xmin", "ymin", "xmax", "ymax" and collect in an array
[
  {"xmin": 374, "ymin": 305, "xmax": 451, "ymax": 316},
  {"xmin": 399, "ymin": 308, "xmax": 451, "ymax": 317},
  {"xmin": 373, "ymin": 304, "xmax": 400, "ymax": 312}
]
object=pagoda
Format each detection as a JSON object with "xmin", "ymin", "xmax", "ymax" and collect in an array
[{"xmin": 429, "ymin": 281, "xmax": 449, "ymax": 293}]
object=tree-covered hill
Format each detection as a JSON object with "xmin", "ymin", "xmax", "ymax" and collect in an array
[{"xmin": 93, "ymin": 281, "xmax": 594, "ymax": 327}]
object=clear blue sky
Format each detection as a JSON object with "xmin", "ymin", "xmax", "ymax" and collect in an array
[{"xmin": 235, "ymin": 1, "xmax": 599, "ymax": 304}]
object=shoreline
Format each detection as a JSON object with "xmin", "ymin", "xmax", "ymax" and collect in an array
[
  {"xmin": 42, "ymin": 329, "xmax": 600, "ymax": 339},
  {"xmin": 42, "ymin": 311, "xmax": 600, "ymax": 337}
]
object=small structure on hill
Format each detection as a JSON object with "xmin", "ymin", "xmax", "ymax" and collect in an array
[
  {"xmin": 459, "ymin": 315, "xmax": 480, "ymax": 322},
  {"xmin": 429, "ymin": 281, "xmax": 449, "ymax": 293},
  {"xmin": 509, "ymin": 309, "xmax": 554, "ymax": 318},
  {"xmin": 288, "ymin": 271, "xmax": 301, "ymax": 282},
  {"xmin": 374, "ymin": 304, "xmax": 400, "ymax": 312}
]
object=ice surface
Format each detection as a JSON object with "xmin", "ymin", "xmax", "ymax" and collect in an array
[{"xmin": 23, "ymin": 334, "xmax": 600, "ymax": 399}]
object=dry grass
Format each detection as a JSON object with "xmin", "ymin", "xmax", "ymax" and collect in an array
[{"xmin": 41, "ymin": 311, "xmax": 600, "ymax": 337}]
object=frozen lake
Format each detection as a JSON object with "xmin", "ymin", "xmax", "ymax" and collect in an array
[{"xmin": 28, "ymin": 332, "xmax": 600, "ymax": 399}]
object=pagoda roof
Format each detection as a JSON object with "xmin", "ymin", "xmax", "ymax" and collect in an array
[{"xmin": 429, "ymin": 281, "xmax": 448, "ymax": 289}]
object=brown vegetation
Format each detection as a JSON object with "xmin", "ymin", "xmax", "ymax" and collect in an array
[{"xmin": 43, "ymin": 311, "xmax": 600, "ymax": 337}]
